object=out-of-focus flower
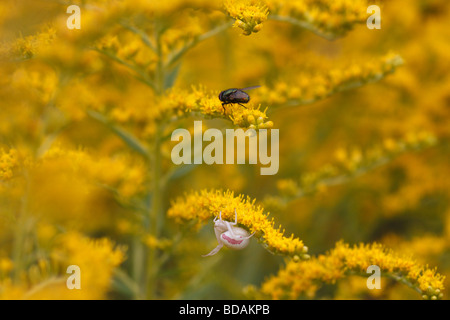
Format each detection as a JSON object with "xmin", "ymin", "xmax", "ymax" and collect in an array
[
  {"xmin": 257, "ymin": 53, "xmax": 404, "ymax": 108},
  {"xmin": 0, "ymin": 232, "xmax": 125, "ymax": 299},
  {"xmin": 267, "ymin": 0, "xmax": 371, "ymax": 40},
  {"xmin": 0, "ymin": 26, "xmax": 56, "ymax": 60},
  {"xmin": 41, "ymin": 145, "xmax": 147, "ymax": 199},
  {"xmin": 266, "ymin": 131, "xmax": 437, "ymax": 209},
  {"xmin": 0, "ymin": 149, "xmax": 19, "ymax": 181},
  {"xmin": 143, "ymin": 235, "xmax": 172, "ymax": 250}
]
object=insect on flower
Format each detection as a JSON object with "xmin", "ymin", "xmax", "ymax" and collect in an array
[
  {"xmin": 202, "ymin": 209, "xmax": 255, "ymax": 257},
  {"xmin": 218, "ymin": 85, "xmax": 261, "ymax": 112}
]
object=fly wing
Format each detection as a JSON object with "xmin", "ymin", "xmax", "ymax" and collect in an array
[
  {"xmin": 230, "ymin": 90, "xmax": 250, "ymax": 101},
  {"xmin": 239, "ymin": 85, "xmax": 261, "ymax": 91}
]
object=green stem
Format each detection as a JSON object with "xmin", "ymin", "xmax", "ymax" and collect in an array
[
  {"xmin": 143, "ymin": 25, "xmax": 166, "ymax": 300},
  {"xmin": 12, "ymin": 171, "xmax": 31, "ymax": 283},
  {"xmin": 145, "ymin": 125, "xmax": 162, "ymax": 299},
  {"xmin": 165, "ymin": 21, "xmax": 233, "ymax": 69},
  {"xmin": 94, "ymin": 48, "xmax": 157, "ymax": 91}
]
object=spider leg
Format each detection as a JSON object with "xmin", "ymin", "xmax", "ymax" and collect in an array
[
  {"xmin": 225, "ymin": 221, "xmax": 237, "ymax": 237},
  {"xmin": 202, "ymin": 243, "xmax": 224, "ymax": 257},
  {"xmin": 228, "ymin": 209, "xmax": 237, "ymax": 226},
  {"xmin": 241, "ymin": 232, "xmax": 255, "ymax": 240}
]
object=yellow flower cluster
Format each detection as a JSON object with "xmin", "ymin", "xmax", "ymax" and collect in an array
[
  {"xmin": 274, "ymin": 131, "xmax": 437, "ymax": 201},
  {"xmin": 162, "ymin": 16, "xmax": 205, "ymax": 55},
  {"xmin": 267, "ymin": 0, "xmax": 370, "ymax": 39},
  {"xmin": 143, "ymin": 234, "xmax": 172, "ymax": 250},
  {"xmin": 0, "ymin": 148, "xmax": 19, "ymax": 181},
  {"xmin": 159, "ymin": 86, "xmax": 273, "ymax": 130},
  {"xmin": 95, "ymin": 16, "xmax": 209, "ymax": 73},
  {"xmin": 257, "ymin": 53, "xmax": 403, "ymax": 107},
  {"xmin": 0, "ymin": 26, "xmax": 56, "ymax": 60},
  {"xmin": 10, "ymin": 66, "xmax": 58, "ymax": 105},
  {"xmin": 382, "ymin": 234, "xmax": 449, "ymax": 268},
  {"xmin": 81, "ymin": 84, "xmax": 273, "ymax": 140},
  {"xmin": 95, "ymin": 33, "xmax": 158, "ymax": 74},
  {"xmin": 41, "ymin": 145, "xmax": 146, "ymax": 199},
  {"xmin": 224, "ymin": 0, "xmax": 269, "ymax": 35},
  {"xmin": 0, "ymin": 232, "xmax": 125, "ymax": 299},
  {"xmin": 139, "ymin": 0, "xmax": 222, "ymax": 16},
  {"xmin": 259, "ymin": 241, "xmax": 445, "ymax": 300},
  {"xmin": 168, "ymin": 189, "xmax": 308, "ymax": 257},
  {"xmin": 51, "ymin": 232, "xmax": 125, "ymax": 299}
]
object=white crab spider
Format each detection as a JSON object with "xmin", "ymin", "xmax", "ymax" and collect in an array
[{"xmin": 202, "ymin": 209, "xmax": 255, "ymax": 257}]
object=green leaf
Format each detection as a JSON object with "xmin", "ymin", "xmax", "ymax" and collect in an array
[{"xmin": 164, "ymin": 63, "xmax": 181, "ymax": 90}]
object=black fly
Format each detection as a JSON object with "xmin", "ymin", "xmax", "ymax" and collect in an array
[{"xmin": 218, "ymin": 86, "xmax": 261, "ymax": 111}]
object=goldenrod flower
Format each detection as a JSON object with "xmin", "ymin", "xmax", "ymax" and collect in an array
[
  {"xmin": 0, "ymin": 232, "xmax": 124, "ymax": 299},
  {"xmin": 41, "ymin": 145, "xmax": 146, "ymax": 199},
  {"xmin": 168, "ymin": 189, "xmax": 308, "ymax": 257},
  {"xmin": 0, "ymin": 148, "xmax": 19, "ymax": 181},
  {"xmin": 267, "ymin": 0, "xmax": 371, "ymax": 39},
  {"xmin": 143, "ymin": 235, "xmax": 172, "ymax": 250},
  {"xmin": 268, "ymin": 131, "xmax": 437, "ymax": 205},
  {"xmin": 1, "ymin": 26, "xmax": 56, "ymax": 60},
  {"xmin": 157, "ymin": 86, "xmax": 273, "ymax": 130},
  {"xmin": 224, "ymin": 0, "xmax": 269, "ymax": 35},
  {"xmin": 258, "ymin": 53, "xmax": 404, "ymax": 108},
  {"xmin": 259, "ymin": 241, "xmax": 445, "ymax": 300}
]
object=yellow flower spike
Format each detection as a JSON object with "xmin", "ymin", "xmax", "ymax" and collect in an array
[
  {"xmin": 39, "ymin": 145, "xmax": 146, "ymax": 205},
  {"xmin": 262, "ymin": 53, "xmax": 404, "ymax": 109},
  {"xmin": 267, "ymin": 0, "xmax": 370, "ymax": 40},
  {"xmin": 49, "ymin": 232, "xmax": 125, "ymax": 299},
  {"xmin": 154, "ymin": 86, "xmax": 272, "ymax": 129},
  {"xmin": 1, "ymin": 26, "xmax": 56, "ymax": 60},
  {"xmin": 167, "ymin": 189, "xmax": 307, "ymax": 257},
  {"xmin": 224, "ymin": 0, "xmax": 269, "ymax": 35},
  {"xmin": 271, "ymin": 132, "xmax": 439, "ymax": 204},
  {"xmin": 258, "ymin": 241, "xmax": 445, "ymax": 300},
  {"xmin": 0, "ymin": 232, "xmax": 125, "ymax": 300}
]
